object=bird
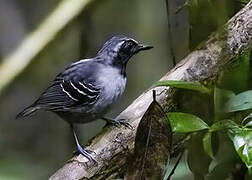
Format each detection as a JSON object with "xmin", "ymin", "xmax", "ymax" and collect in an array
[{"xmin": 16, "ymin": 35, "xmax": 153, "ymax": 161}]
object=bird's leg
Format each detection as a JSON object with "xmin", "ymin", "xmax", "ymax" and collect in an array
[
  {"xmin": 102, "ymin": 117, "xmax": 133, "ymax": 129},
  {"xmin": 69, "ymin": 123, "xmax": 96, "ymax": 162}
]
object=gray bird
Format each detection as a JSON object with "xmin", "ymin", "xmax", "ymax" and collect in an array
[{"xmin": 17, "ymin": 35, "xmax": 153, "ymax": 161}]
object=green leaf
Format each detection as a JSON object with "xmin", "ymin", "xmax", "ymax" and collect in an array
[
  {"xmin": 210, "ymin": 119, "xmax": 239, "ymax": 132},
  {"xmin": 248, "ymin": 167, "xmax": 252, "ymax": 176},
  {"xmin": 167, "ymin": 112, "xmax": 209, "ymax": 133},
  {"xmin": 243, "ymin": 114, "xmax": 252, "ymax": 127},
  {"xmin": 187, "ymin": 134, "xmax": 211, "ymax": 177},
  {"xmin": 225, "ymin": 90, "xmax": 252, "ymax": 112},
  {"xmin": 155, "ymin": 80, "xmax": 211, "ymax": 94},
  {"xmin": 237, "ymin": 0, "xmax": 250, "ymax": 6},
  {"xmin": 214, "ymin": 88, "xmax": 235, "ymax": 103},
  {"xmin": 228, "ymin": 128, "xmax": 252, "ymax": 170},
  {"xmin": 245, "ymin": 121, "xmax": 252, "ymax": 128},
  {"xmin": 203, "ymin": 132, "xmax": 214, "ymax": 159}
]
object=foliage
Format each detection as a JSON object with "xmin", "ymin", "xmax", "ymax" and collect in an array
[
  {"xmin": 225, "ymin": 90, "xmax": 252, "ymax": 112},
  {"xmin": 155, "ymin": 80, "xmax": 211, "ymax": 94},
  {"xmin": 237, "ymin": 0, "xmax": 250, "ymax": 6},
  {"xmin": 157, "ymin": 79, "xmax": 252, "ymax": 178},
  {"xmin": 228, "ymin": 126, "xmax": 252, "ymax": 173},
  {"xmin": 167, "ymin": 112, "xmax": 209, "ymax": 133}
]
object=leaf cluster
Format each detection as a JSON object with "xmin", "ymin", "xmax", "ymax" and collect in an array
[{"xmin": 157, "ymin": 80, "xmax": 252, "ymax": 178}]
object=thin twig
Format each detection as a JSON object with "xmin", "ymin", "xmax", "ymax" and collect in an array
[
  {"xmin": 175, "ymin": 0, "xmax": 190, "ymax": 14},
  {"xmin": 139, "ymin": 118, "xmax": 152, "ymax": 179}
]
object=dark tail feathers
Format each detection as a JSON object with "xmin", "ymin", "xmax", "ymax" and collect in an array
[{"xmin": 16, "ymin": 105, "xmax": 39, "ymax": 119}]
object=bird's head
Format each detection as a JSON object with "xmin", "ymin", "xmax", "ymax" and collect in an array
[{"xmin": 97, "ymin": 35, "xmax": 153, "ymax": 67}]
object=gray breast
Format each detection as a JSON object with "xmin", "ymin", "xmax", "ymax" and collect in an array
[{"xmin": 92, "ymin": 66, "xmax": 127, "ymax": 115}]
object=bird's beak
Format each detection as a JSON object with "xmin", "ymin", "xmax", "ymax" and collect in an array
[
  {"xmin": 134, "ymin": 44, "xmax": 153, "ymax": 54},
  {"xmin": 138, "ymin": 44, "xmax": 154, "ymax": 51}
]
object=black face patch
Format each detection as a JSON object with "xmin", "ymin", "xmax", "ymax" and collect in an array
[
  {"xmin": 117, "ymin": 40, "xmax": 138, "ymax": 61},
  {"xmin": 121, "ymin": 40, "xmax": 136, "ymax": 54}
]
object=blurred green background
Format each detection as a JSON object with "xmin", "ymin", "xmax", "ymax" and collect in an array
[{"xmin": 0, "ymin": 0, "xmax": 247, "ymax": 179}]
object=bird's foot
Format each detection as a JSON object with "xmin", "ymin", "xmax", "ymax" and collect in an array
[
  {"xmin": 103, "ymin": 117, "xmax": 133, "ymax": 129},
  {"xmin": 73, "ymin": 144, "xmax": 97, "ymax": 163}
]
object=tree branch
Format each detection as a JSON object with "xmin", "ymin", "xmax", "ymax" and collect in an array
[{"xmin": 50, "ymin": 1, "xmax": 252, "ymax": 179}]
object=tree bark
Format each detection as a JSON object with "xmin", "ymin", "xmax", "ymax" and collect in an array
[{"xmin": 50, "ymin": 1, "xmax": 252, "ymax": 179}]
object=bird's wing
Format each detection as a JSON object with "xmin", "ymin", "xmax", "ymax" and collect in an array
[{"xmin": 34, "ymin": 60, "xmax": 101, "ymax": 111}]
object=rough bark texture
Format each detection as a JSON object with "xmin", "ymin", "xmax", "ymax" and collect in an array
[{"xmin": 50, "ymin": 1, "xmax": 252, "ymax": 180}]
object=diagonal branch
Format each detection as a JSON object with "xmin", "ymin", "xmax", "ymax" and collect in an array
[{"xmin": 50, "ymin": 1, "xmax": 252, "ymax": 179}]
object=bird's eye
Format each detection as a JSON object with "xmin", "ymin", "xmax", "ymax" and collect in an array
[{"xmin": 122, "ymin": 41, "xmax": 134, "ymax": 52}]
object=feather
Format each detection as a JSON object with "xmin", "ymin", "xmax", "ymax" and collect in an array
[{"xmin": 16, "ymin": 105, "xmax": 39, "ymax": 118}]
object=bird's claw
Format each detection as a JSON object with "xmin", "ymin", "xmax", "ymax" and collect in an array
[
  {"xmin": 73, "ymin": 145, "xmax": 97, "ymax": 164},
  {"xmin": 108, "ymin": 118, "xmax": 133, "ymax": 129},
  {"xmin": 116, "ymin": 119, "xmax": 133, "ymax": 129},
  {"xmin": 103, "ymin": 117, "xmax": 133, "ymax": 129}
]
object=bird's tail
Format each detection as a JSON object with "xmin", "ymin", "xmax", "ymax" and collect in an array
[{"xmin": 16, "ymin": 105, "xmax": 40, "ymax": 119}]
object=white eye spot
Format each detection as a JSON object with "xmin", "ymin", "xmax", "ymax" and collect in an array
[
  {"xmin": 129, "ymin": 38, "xmax": 138, "ymax": 44},
  {"xmin": 113, "ymin": 41, "xmax": 124, "ymax": 52}
]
